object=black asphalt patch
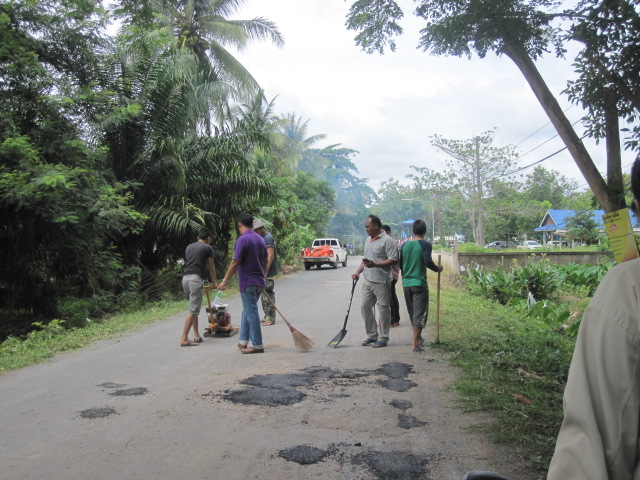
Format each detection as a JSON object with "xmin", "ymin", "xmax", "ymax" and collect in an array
[
  {"xmin": 97, "ymin": 382, "xmax": 126, "ymax": 389},
  {"xmin": 352, "ymin": 449, "xmax": 432, "ymax": 479},
  {"xmin": 109, "ymin": 387, "xmax": 148, "ymax": 396},
  {"xmin": 376, "ymin": 362, "xmax": 413, "ymax": 379},
  {"xmin": 397, "ymin": 413, "xmax": 427, "ymax": 429},
  {"xmin": 379, "ymin": 378, "xmax": 418, "ymax": 392},
  {"xmin": 223, "ymin": 385, "xmax": 306, "ymax": 407},
  {"xmin": 278, "ymin": 444, "xmax": 335, "ymax": 465},
  {"xmin": 216, "ymin": 362, "xmax": 417, "ymax": 406},
  {"xmin": 389, "ymin": 399, "xmax": 412, "ymax": 410},
  {"xmin": 78, "ymin": 407, "xmax": 117, "ymax": 419},
  {"xmin": 241, "ymin": 373, "xmax": 313, "ymax": 389}
]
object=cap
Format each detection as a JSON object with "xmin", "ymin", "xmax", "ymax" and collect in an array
[{"xmin": 252, "ymin": 218, "xmax": 267, "ymax": 230}]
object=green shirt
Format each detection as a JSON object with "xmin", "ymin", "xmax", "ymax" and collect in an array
[{"xmin": 400, "ymin": 240, "xmax": 438, "ymax": 288}]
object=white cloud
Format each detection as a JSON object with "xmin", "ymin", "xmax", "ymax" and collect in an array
[{"xmin": 231, "ymin": 0, "xmax": 635, "ymax": 192}]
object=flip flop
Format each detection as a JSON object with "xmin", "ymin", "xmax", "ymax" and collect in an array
[
  {"xmin": 180, "ymin": 341, "xmax": 199, "ymax": 347},
  {"xmin": 195, "ymin": 338, "xmax": 203, "ymax": 343},
  {"xmin": 262, "ymin": 321, "xmax": 275, "ymax": 326},
  {"xmin": 371, "ymin": 340, "xmax": 387, "ymax": 348}
]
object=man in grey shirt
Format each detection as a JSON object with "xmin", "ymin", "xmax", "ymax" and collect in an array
[
  {"xmin": 352, "ymin": 214, "xmax": 398, "ymax": 348},
  {"xmin": 181, "ymin": 228, "xmax": 217, "ymax": 346}
]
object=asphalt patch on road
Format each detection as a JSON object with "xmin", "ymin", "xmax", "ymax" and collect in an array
[
  {"xmin": 109, "ymin": 387, "xmax": 148, "ymax": 397},
  {"xmin": 78, "ymin": 407, "xmax": 117, "ymax": 419},
  {"xmin": 218, "ymin": 362, "xmax": 415, "ymax": 407},
  {"xmin": 223, "ymin": 385, "xmax": 306, "ymax": 407},
  {"xmin": 278, "ymin": 443, "xmax": 433, "ymax": 479},
  {"xmin": 397, "ymin": 413, "xmax": 427, "ymax": 429},
  {"xmin": 278, "ymin": 444, "xmax": 335, "ymax": 465},
  {"xmin": 96, "ymin": 382, "xmax": 126, "ymax": 389},
  {"xmin": 389, "ymin": 399, "xmax": 412, "ymax": 410},
  {"xmin": 376, "ymin": 362, "xmax": 414, "ymax": 379},
  {"xmin": 352, "ymin": 449, "xmax": 432, "ymax": 480}
]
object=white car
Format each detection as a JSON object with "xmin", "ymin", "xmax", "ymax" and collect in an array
[{"xmin": 518, "ymin": 240, "xmax": 542, "ymax": 250}]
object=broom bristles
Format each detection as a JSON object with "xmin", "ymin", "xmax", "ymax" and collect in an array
[
  {"xmin": 281, "ymin": 316, "xmax": 314, "ymax": 351},
  {"xmin": 292, "ymin": 330, "xmax": 314, "ymax": 351}
]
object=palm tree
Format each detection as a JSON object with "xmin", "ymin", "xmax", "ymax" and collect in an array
[
  {"xmin": 278, "ymin": 113, "xmax": 326, "ymax": 171},
  {"xmin": 99, "ymin": 34, "xmax": 277, "ymax": 294}
]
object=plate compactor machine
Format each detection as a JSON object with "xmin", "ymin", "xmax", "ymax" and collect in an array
[{"xmin": 203, "ymin": 286, "xmax": 238, "ymax": 337}]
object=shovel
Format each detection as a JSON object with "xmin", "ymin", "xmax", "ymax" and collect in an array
[{"xmin": 328, "ymin": 277, "xmax": 359, "ymax": 348}]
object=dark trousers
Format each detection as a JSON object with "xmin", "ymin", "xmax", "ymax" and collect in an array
[{"xmin": 390, "ymin": 278, "xmax": 400, "ymax": 324}]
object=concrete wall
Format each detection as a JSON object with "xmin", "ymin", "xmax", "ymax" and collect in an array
[{"xmin": 434, "ymin": 249, "xmax": 613, "ymax": 274}]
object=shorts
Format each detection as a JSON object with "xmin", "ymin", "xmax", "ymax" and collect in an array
[
  {"xmin": 403, "ymin": 286, "xmax": 429, "ymax": 328},
  {"xmin": 182, "ymin": 274, "xmax": 204, "ymax": 314}
]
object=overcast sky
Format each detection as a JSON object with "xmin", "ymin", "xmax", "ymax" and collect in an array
[{"xmin": 231, "ymin": 0, "xmax": 636, "ymax": 194}]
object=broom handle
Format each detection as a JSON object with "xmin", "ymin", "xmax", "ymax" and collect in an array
[
  {"xmin": 435, "ymin": 254, "xmax": 442, "ymax": 344},
  {"xmin": 203, "ymin": 286, "xmax": 216, "ymax": 324}
]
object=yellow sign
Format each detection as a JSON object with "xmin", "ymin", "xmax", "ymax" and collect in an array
[{"xmin": 603, "ymin": 208, "xmax": 640, "ymax": 263}]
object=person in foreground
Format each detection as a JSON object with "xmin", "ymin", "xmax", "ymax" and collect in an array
[
  {"xmin": 253, "ymin": 218, "xmax": 278, "ymax": 326},
  {"xmin": 218, "ymin": 213, "xmax": 267, "ymax": 354},
  {"xmin": 352, "ymin": 214, "xmax": 398, "ymax": 348},
  {"xmin": 547, "ymin": 155, "xmax": 640, "ymax": 480},
  {"xmin": 181, "ymin": 228, "xmax": 217, "ymax": 346},
  {"xmin": 399, "ymin": 219, "xmax": 442, "ymax": 352}
]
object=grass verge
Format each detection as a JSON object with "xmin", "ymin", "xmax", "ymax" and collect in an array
[
  {"xmin": 0, "ymin": 300, "xmax": 185, "ymax": 375},
  {"xmin": 431, "ymin": 278, "xmax": 575, "ymax": 471}
]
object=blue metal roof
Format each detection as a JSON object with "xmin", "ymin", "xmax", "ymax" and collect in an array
[{"xmin": 535, "ymin": 209, "xmax": 639, "ymax": 232}]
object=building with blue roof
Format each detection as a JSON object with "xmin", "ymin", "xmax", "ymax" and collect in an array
[{"xmin": 535, "ymin": 209, "xmax": 640, "ymax": 244}]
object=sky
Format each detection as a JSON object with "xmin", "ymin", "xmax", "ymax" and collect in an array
[{"xmin": 230, "ymin": 0, "xmax": 636, "ymax": 194}]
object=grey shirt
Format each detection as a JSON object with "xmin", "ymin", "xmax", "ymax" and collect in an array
[{"xmin": 363, "ymin": 231, "xmax": 398, "ymax": 284}]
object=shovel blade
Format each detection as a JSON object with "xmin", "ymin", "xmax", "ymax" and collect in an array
[{"xmin": 328, "ymin": 329, "xmax": 347, "ymax": 348}]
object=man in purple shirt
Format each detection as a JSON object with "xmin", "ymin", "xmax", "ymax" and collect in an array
[{"xmin": 218, "ymin": 213, "xmax": 267, "ymax": 354}]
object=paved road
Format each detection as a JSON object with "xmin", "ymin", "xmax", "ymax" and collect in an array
[{"xmin": 0, "ymin": 256, "xmax": 536, "ymax": 480}]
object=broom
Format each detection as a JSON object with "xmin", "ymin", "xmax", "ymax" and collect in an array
[{"xmin": 265, "ymin": 297, "xmax": 314, "ymax": 351}]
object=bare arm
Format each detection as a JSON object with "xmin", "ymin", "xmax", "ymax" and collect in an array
[{"xmin": 218, "ymin": 259, "xmax": 239, "ymax": 291}]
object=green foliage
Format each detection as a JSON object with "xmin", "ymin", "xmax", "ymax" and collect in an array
[
  {"xmin": 438, "ymin": 284, "xmax": 575, "ymax": 469},
  {"xmin": 556, "ymin": 261, "xmax": 612, "ymax": 297},
  {"xmin": 457, "ymin": 242, "xmax": 485, "ymax": 253},
  {"xmin": 465, "ymin": 260, "xmax": 562, "ymax": 305}
]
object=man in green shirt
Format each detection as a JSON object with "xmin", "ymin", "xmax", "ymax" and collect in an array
[{"xmin": 400, "ymin": 219, "xmax": 442, "ymax": 352}]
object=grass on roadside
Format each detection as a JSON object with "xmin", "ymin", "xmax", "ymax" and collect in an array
[
  {"xmin": 430, "ymin": 278, "xmax": 575, "ymax": 471},
  {"xmin": 0, "ymin": 300, "xmax": 185, "ymax": 375}
]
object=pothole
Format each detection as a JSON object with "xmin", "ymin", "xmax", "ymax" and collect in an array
[
  {"xmin": 378, "ymin": 378, "xmax": 418, "ymax": 392},
  {"xmin": 352, "ymin": 449, "xmax": 432, "ymax": 479},
  {"xmin": 78, "ymin": 407, "xmax": 117, "ymax": 419},
  {"xmin": 109, "ymin": 387, "xmax": 148, "ymax": 397},
  {"xmin": 278, "ymin": 444, "xmax": 335, "ymax": 465},
  {"xmin": 389, "ymin": 399, "xmax": 412, "ymax": 410},
  {"xmin": 397, "ymin": 413, "xmax": 427, "ymax": 429},
  {"xmin": 222, "ymin": 386, "xmax": 306, "ymax": 406}
]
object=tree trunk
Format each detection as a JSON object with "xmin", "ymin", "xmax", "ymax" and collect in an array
[
  {"xmin": 474, "ymin": 138, "xmax": 485, "ymax": 247},
  {"xmin": 605, "ymin": 105, "xmax": 625, "ymax": 208},
  {"xmin": 502, "ymin": 44, "xmax": 622, "ymax": 212}
]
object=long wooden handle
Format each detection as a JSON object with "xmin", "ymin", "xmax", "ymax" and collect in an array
[{"xmin": 435, "ymin": 254, "xmax": 442, "ymax": 344}]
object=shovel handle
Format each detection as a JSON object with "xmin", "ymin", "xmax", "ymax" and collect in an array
[{"xmin": 435, "ymin": 254, "xmax": 442, "ymax": 344}]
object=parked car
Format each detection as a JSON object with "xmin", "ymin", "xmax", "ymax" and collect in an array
[
  {"xmin": 485, "ymin": 241, "xmax": 508, "ymax": 249},
  {"xmin": 549, "ymin": 240, "xmax": 568, "ymax": 247},
  {"xmin": 518, "ymin": 240, "xmax": 542, "ymax": 250}
]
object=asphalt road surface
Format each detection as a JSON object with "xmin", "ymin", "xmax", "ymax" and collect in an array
[{"xmin": 0, "ymin": 256, "xmax": 540, "ymax": 480}]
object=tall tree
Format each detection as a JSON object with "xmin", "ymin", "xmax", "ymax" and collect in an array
[
  {"xmin": 344, "ymin": 0, "xmax": 634, "ymax": 212},
  {"xmin": 524, "ymin": 166, "xmax": 579, "ymax": 208},
  {"xmin": 430, "ymin": 129, "xmax": 518, "ymax": 246}
]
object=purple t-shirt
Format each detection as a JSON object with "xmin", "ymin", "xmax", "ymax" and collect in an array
[{"xmin": 233, "ymin": 229, "xmax": 267, "ymax": 291}]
